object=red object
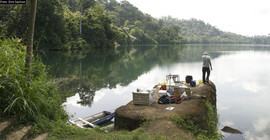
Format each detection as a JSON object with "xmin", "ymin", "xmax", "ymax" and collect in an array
[{"xmin": 160, "ymin": 85, "xmax": 166, "ymax": 90}]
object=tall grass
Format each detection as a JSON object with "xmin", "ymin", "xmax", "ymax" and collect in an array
[{"xmin": 0, "ymin": 38, "xmax": 67, "ymax": 122}]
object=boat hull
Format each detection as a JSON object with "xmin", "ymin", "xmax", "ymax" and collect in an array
[{"xmin": 69, "ymin": 111, "xmax": 114, "ymax": 129}]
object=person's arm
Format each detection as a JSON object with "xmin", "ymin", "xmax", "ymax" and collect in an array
[{"xmin": 209, "ymin": 60, "xmax": 213, "ymax": 70}]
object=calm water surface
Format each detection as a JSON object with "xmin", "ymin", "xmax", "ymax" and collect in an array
[{"xmin": 39, "ymin": 44, "xmax": 270, "ymax": 140}]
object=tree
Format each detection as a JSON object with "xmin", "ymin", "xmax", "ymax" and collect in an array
[
  {"xmin": 25, "ymin": 0, "xmax": 37, "ymax": 74},
  {"xmin": 82, "ymin": 4, "xmax": 118, "ymax": 47}
]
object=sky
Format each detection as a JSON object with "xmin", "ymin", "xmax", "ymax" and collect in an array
[{"xmin": 116, "ymin": 0, "xmax": 270, "ymax": 36}]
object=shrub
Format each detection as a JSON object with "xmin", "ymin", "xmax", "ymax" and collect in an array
[
  {"xmin": 0, "ymin": 38, "xmax": 67, "ymax": 122},
  {"xmin": 171, "ymin": 100, "xmax": 223, "ymax": 140}
]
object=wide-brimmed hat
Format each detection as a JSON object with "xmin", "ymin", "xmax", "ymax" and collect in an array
[{"xmin": 203, "ymin": 51, "xmax": 208, "ymax": 55}]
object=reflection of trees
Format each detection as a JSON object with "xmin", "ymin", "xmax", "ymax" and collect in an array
[
  {"xmin": 38, "ymin": 44, "xmax": 270, "ymax": 106},
  {"xmin": 181, "ymin": 44, "xmax": 270, "ymax": 62},
  {"xmin": 76, "ymin": 84, "xmax": 95, "ymax": 107},
  {"xmin": 37, "ymin": 48, "xmax": 122, "ymax": 106}
]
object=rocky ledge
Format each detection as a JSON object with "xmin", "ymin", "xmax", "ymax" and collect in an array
[{"xmin": 114, "ymin": 81, "xmax": 216, "ymax": 139}]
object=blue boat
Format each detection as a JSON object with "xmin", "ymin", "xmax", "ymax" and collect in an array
[
  {"xmin": 92, "ymin": 112, "xmax": 115, "ymax": 125},
  {"xmin": 69, "ymin": 111, "xmax": 115, "ymax": 129}
]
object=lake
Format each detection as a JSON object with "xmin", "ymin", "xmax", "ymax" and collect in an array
[{"xmin": 38, "ymin": 44, "xmax": 270, "ymax": 140}]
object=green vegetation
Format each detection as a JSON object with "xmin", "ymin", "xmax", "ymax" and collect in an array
[
  {"xmin": 161, "ymin": 17, "xmax": 270, "ymax": 44},
  {"xmin": 32, "ymin": 117, "xmax": 166, "ymax": 140},
  {"xmin": 0, "ymin": 38, "xmax": 67, "ymax": 122},
  {"xmin": 0, "ymin": 38, "xmax": 62, "ymax": 137},
  {"xmin": 2, "ymin": 0, "xmax": 269, "ymax": 51},
  {"xmin": 0, "ymin": 38, "xmax": 70, "ymax": 139},
  {"xmin": 1, "ymin": 0, "xmax": 122, "ymax": 50},
  {"xmin": 171, "ymin": 101, "xmax": 223, "ymax": 140},
  {"xmin": 45, "ymin": 125, "xmax": 167, "ymax": 140},
  {"xmin": 102, "ymin": 0, "xmax": 183, "ymax": 44}
]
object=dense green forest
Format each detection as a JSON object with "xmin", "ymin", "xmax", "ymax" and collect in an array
[
  {"xmin": 160, "ymin": 17, "xmax": 270, "ymax": 44},
  {"xmin": 1, "ymin": 0, "xmax": 270, "ymax": 50}
]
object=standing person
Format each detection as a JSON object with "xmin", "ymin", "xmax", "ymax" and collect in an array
[{"xmin": 202, "ymin": 52, "xmax": 212, "ymax": 84}]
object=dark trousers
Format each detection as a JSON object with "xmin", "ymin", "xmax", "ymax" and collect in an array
[{"xmin": 202, "ymin": 67, "xmax": 210, "ymax": 83}]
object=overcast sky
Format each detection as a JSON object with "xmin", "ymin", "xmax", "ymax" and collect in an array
[{"xmin": 117, "ymin": 0, "xmax": 270, "ymax": 36}]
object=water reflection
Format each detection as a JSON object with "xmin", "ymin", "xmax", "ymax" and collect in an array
[
  {"xmin": 214, "ymin": 51, "xmax": 270, "ymax": 140},
  {"xmin": 38, "ymin": 44, "xmax": 270, "ymax": 140}
]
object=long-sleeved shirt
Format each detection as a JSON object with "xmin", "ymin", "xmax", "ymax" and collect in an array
[{"xmin": 202, "ymin": 55, "xmax": 211, "ymax": 68}]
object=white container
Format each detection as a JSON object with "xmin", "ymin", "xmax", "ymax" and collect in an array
[
  {"xmin": 158, "ymin": 90, "xmax": 167, "ymax": 97},
  {"xmin": 133, "ymin": 89, "xmax": 155, "ymax": 105}
]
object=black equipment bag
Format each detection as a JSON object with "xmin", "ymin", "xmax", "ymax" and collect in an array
[{"xmin": 185, "ymin": 75, "xmax": 193, "ymax": 83}]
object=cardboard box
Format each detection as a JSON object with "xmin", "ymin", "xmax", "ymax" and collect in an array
[
  {"xmin": 174, "ymin": 87, "xmax": 191, "ymax": 97},
  {"xmin": 185, "ymin": 88, "xmax": 191, "ymax": 96}
]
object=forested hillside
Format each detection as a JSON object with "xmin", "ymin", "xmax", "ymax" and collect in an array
[
  {"xmin": 102, "ymin": 0, "xmax": 183, "ymax": 44},
  {"xmin": 1, "ymin": 0, "xmax": 270, "ymax": 50},
  {"xmin": 99, "ymin": 0, "xmax": 270, "ymax": 44},
  {"xmin": 160, "ymin": 17, "xmax": 270, "ymax": 44}
]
